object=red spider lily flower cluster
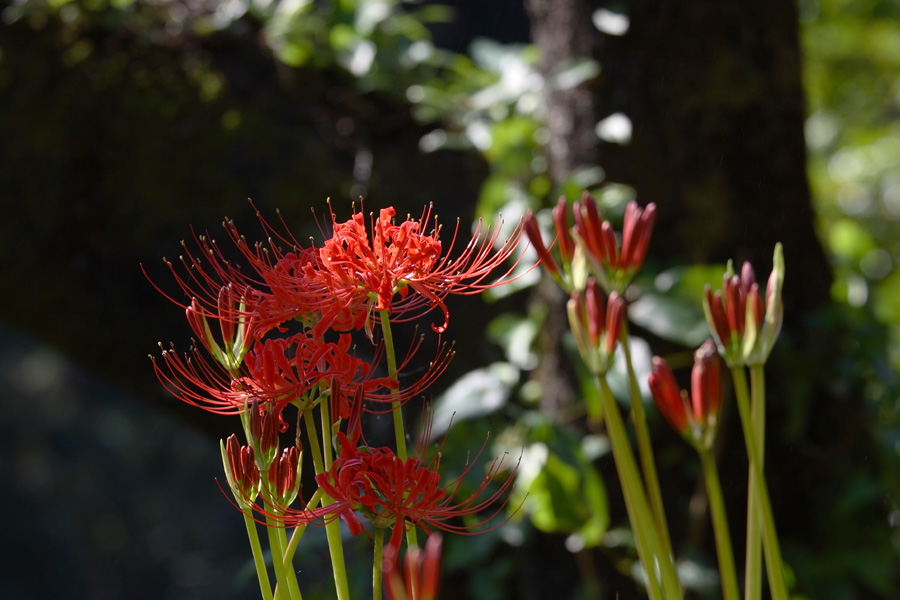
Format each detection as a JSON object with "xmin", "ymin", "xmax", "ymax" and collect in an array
[
  {"xmin": 567, "ymin": 277, "xmax": 626, "ymax": 376},
  {"xmin": 150, "ymin": 199, "xmax": 527, "ymax": 599},
  {"xmin": 384, "ymin": 534, "xmax": 443, "ymax": 600},
  {"xmin": 525, "ymin": 192, "xmax": 656, "ymax": 294},
  {"xmin": 649, "ymin": 339, "xmax": 723, "ymax": 449},
  {"xmin": 309, "ymin": 425, "xmax": 517, "ymax": 555},
  {"xmin": 702, "ymin": 243, "xmax": 785, "ymax": 367}
]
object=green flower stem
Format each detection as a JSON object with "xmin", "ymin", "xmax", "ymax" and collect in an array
[
  {"xmin": 698, "ymin": 448, "xmax": 740, "ymax": 600},
  {"xmin": 276, "ymin": 517, "xmax": 303, "ymax": 600},
  {"xmin": 265, "ymin": 511, "xmax": 298, "ymax": 600},
  {"xmin": 304, "ymin": 411, "xmax": 351, "ymax": 600},
  {"xmin": 283, "ymin": 488, "xmax": 323, "ymax": 568},
  {"xmin": 745, "ymin": 364, "xmax": 767, "ymax": 600},
  {"xmin": 378, "ymin": 309, "xmax": 418, "ymax": 550},
  {"xmin": 373, "ymin": 527, "xmax": 386, "ymax": 600},
  {"xmin": 731, "ymin": 367, "xmax": 788, "ymax": 600},
  {"xmin": 242, "ymin": 509, "xmax": 274, "ymax": 600},
  {"xmin": 379, "ymin": 309, "xmax": 408, "ymax": 462},
  {"xmin": 620, "ymin": 323, "xmax": 675, "ymax": 561},
  {"xmin": 598, "ymin": 377, "xmax": 682, "ymax": 600},
  {"xmin": 320, "ymin": 389, "xmax": 334, "ymax": 470}
]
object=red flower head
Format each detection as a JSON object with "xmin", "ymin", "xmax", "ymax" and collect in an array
[
  {"xmin": 316, "ymin": 202, "xmax": 529, "ymax": 334},
  {"xmin": 524, "ymin": 193, "xmax": 656, "ymax": 295},
  {"xmin": 303, "ymin": 422, "xmax": 517, "ymax": 559},
  {"xmin": 702, "ymin": 243, "xmax": 785, "ymax": 367},
  {"xmin": 574, "ymin": 194, "xmax": 656, "ymax": 294},
  {"xmin": 566, "ymin": 278, "xmax": 625, "ymax": 375},
  {"xmin": 153, "ymin": 328, "xmax": 452, "ymax": 427},
  {"xmin": 648, "ymin": 339, "xmax": 723, "ymax": 449}
]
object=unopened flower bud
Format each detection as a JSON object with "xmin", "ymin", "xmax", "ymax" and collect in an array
[
  {"xmin": 220, "ymin": 434, "xmax": 260, "ymax": 509},
  {"xmin": 524, "ymin": 210, "xmax": 561, "ymax": 278},
  {"xmin": 246, "ymin": 399, "xmax": 279, "ymax": 471},
  {"xmin": 266, "ymin": 446, "xmax": 302, "ymax": 508},
  {"xmin": 650, "ymin": 341, "xmax": 723, "ymax": 450},
  {"xmin": 552, "ymin": 197, "xmax": 575, "ymax": 266},
  {"xmin": 566, "ymin": 279, "xmax": 623, "ymax": 375},
  {"xmin": 704, "ymin": 243, "xmax": 785, "ymax": 367}
]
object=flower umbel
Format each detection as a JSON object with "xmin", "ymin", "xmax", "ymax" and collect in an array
[
  {"xmin": 310, "ymin": 431, "xmax": 516, "ymax": 552},
  {"xmin": 649, "ymin": 339, "xmax": 723, "ymax": 450},
  {"xmin": 566, "ymin": 277, "xmax": 626, "ymax": 376},
  {"xmin": 703, "ymin": 243, "xmax": 785, "ymax": 367},
  {"xmin": 525, "ymin": 193, "xmax": 656, "ymax": 294}
]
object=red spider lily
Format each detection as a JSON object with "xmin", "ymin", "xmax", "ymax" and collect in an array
[
  {"xmin": 152, "ymin": 328, "xmax": 454, "ymax": 424},
  {"xmin": 702, "ymin": 243, "xmax": 784, "ymax": 367},
  {"xmin": 149, "ymin": 200, "xmax": 530, "ymax": 338},
  {"xmin": 384, "ymin": 534, "xmax": 443, "ymax": 600},
  {"xmin": 649, "ymin": 339, "xmax": 723, "ymax": 449},
  {"xmin": 276, "ymin": 418, "xmax": 517, "ymax": 557},
  {"xmin": 566, "ymin": 278, "xmax": 626, "ymax": 375},
  {"xmin": 524, "ymin": 193, "xmax": 656, "ymax": 294},
  {"xmin": 574, "ymin": 195, "xmax": 656, "ymax": 294},
  {"xmin": 314, "ymin": 202, "xmax": 529, "ymax": 334}
]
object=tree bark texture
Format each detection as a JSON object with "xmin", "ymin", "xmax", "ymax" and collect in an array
[
  {"xmin": 595, "ymin": 0, "xmax": 831, "ymax": 314},
  {"xmin": 524, "ymin": 0, "xmax": 598, "ymax": 416}
]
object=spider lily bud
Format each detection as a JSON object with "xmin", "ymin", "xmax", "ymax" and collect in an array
[
  {"xmin": 570, "ymin": 195, "xmax": 657, "ymax": 295},
  {"xmin": 552, "ymin": 196, "xmax": 576, "ymax": 267},
  {"xmin": 244, "ymin": 399, "xmax": 279, "ymax": 472},
  {"xmin": 266, "ymin": 446, "xmax": 302, "ymax": 508},
  {"xmin": 703, "ymin": 243, "xmax": 785, "ymax": 367},
  {"xmin": 221, "ymin": 434, "xmax": 260, "ymax": 509},
  {"xmin": 567, "ymin": 279, "xmax": 625, "ymax": 375},
  {"xmin": 742, "ymin": 243, "xmax": 785, "ymax": 366},
  {"xmin": 185, "ymin": 284, "xmax": 255, "ymax": 376},
  {"xmin": 649, "ymin": 339, "xmax": 723, "ymax": 450},
  {"xmin": 524, "ymin": 210, "xmax": 561, "ymax": 278}
]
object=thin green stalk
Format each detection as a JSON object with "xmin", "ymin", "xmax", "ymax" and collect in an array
[
  {"xmin": 699, "ymin": 449, "xmax": 740, "ymax": 600},
  {"xmin": 731, "ymin": 367, "xmax": 788, "ymax": 600},
  {"xmin": 243, "ymin": 509, "xmax": 274, "ymax": 600},
  {"xmin": 379, "ymin": 309, "xmax": 408, "ymax": 462},
  {"xmin": 598, "ymin": 377, "xmax": 682, "ymax": 600},
  {"xmin": 304, "ymin": 411, "xmax": 351, "ymax": 600},
  {"xmin": 620, "ymin": 323, "xmax": 675, "ymax": 561},
  {"xmin": 373, "ymin": 527, "xmax": 386, "ymax": 600},
  {"xmin": 320, "ymin": 389, "xmax": 334, "ymax": 470},
  {"xmin": 275, "ymin": 517, "xmax": 303, "ymax": 600},
  {"xmin": 745, "ymin": 364, "xmax": 767, "ymax": 600},
  {"xmin": 378, "ymin": 309, "xmax": 418, "ymax": 550},
  {"xmin": 265, "ymin": 512, "xmax": 296, "ymax": 600},
  {"xmin": 283, "ymin": 488, "xmax": 323, "ymax": 568}
]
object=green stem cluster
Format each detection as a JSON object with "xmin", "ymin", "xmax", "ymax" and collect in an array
[
  {"xmin": 597, "ymin": 376, "xmax": 682, "ymax": 600},
  {"xmin": 731, "ymin": 367, "xmax": 788, "ymax": 600},
  {"xmin": 745, "ymin": 364, "xmax": 767, "ymax": 600},
  {"xmin": 699, "ymin": 449, "xmax": 740, "ymax": 600},
  {"xmin": 621, "ymin": 324, "xmax": 674, "ymax": 561},
  {"xmin": 379, "ymin": 309, "xmax": 418, "ymax": 550}
]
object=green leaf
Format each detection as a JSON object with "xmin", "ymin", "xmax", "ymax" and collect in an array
[{"xmin": 430, "ymin": 362, "xmax": 518, "ymax": 438}]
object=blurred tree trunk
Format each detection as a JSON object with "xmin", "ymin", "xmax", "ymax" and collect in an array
[
  {"xmin": 595, "ymin": 0, "xmax": 831, "ymax": 312},
  {"xmin": 524, "ymin": 0, "xmax": 831, "ymax": 418},
  {"xmin": 524, "ymin": 0, "xmax": 598, "ymax": 417}
]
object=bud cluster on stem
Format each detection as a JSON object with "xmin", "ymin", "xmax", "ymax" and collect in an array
[{"xmin": 530, "ymin": 191, "xmax": 791, "ymax": 600}]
